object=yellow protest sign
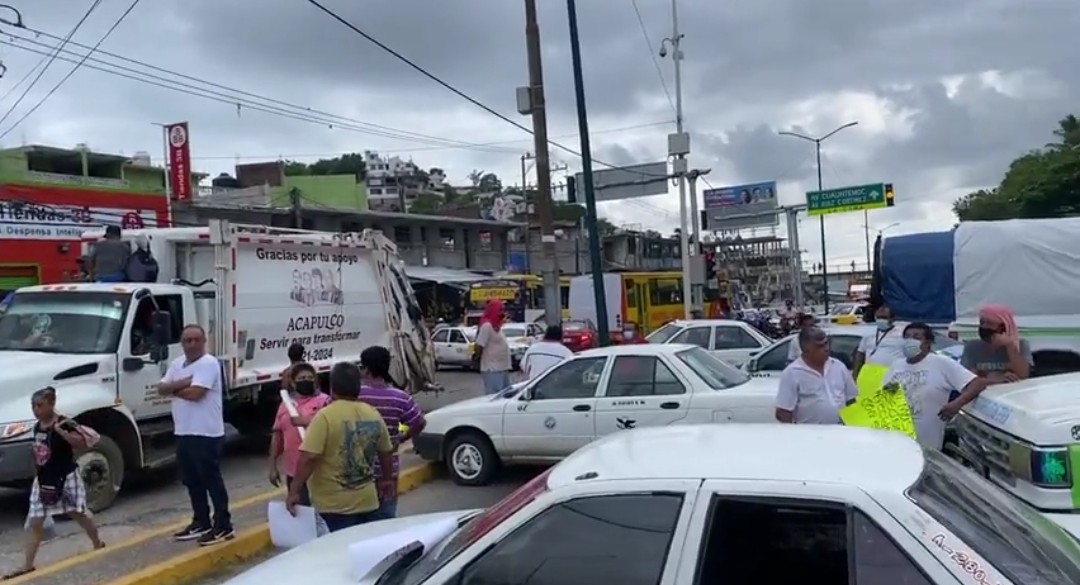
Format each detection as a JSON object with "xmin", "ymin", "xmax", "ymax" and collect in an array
[
  {"xmin": 856, "ymin": 363, "xmax": 890, "ymax": 398},
  {"xmin": 840, "ymin": 387, "xmax": 917, "ymax": 439}
]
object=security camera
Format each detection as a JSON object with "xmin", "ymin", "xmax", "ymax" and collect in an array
[{"xmin": 658, "ymin": 46, "xmax": 668, "ymax": 58}]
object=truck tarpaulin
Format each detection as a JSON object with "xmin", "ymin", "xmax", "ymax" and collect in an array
[{"xmin": 880, "ymin": 230, "xmax": 955, "ymax": 323}]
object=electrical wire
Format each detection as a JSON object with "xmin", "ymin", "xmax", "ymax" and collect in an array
[
  {"xmin": 0, "ymin": 0, "xmax": 143, "ymax": 140},
  {"xmin": 629, "ymin": 0, "xmax": 675, "ymax": 116},
  {"xmin": 0, "ymin": 0, "xmax": 103, "ymax": 131},
  {"xmin": 0, "ymin": 23, "xmax": 520, "ymax": 152}
]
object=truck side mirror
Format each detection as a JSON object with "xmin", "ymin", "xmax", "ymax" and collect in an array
[{"xmin": 150, "ymin": 311, "xmax": 172, "ymax": 362}]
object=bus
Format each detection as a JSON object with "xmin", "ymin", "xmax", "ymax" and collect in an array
[
  {"xmin": 464, "ymin": 279, "xmax": 526, "ymax": 325},
  {"xmin": 569, "ymin": 271, "xmax": 687, "ymax": 334},
  {"xmin": 501, "ymin": 274, "xmax": 571, "ymax": 323}
]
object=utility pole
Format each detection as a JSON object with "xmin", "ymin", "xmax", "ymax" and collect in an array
[
  {"xmin": 686, "ymin": 168, "xmax": 711, "ymax": 315},
  {"xmin": 289, "ymin": 187, "xmax": 303, "ymax": 228},
  {"xmin": 521, "ymin": 0, "xmax": 561, "ymax": 324},
  {"xmin": 778, "ymin": 121, "xmax": 858, "ymax": 313},
  {"xmin": 660, "ymin": 1, "xmax": 692, "ymax": 319},
  {"xmin": 565, "ymin": 0, "xmax": 610, "ymax": 343},
  {"xmin": 521, "ymin": 152, "xmax": 534, "ymax": 273}
]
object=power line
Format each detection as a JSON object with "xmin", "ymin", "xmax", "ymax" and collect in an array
[
  {"xmin": 0, "ymin": 0, "xmax": 103, "ymax": 131},
  {"xmin": 0, "ymin": 0, "xmax": 143, "ymax": 140},
  {"xmin": 0, "ymin": 25, "xmax": 521, "ymax": 152},
  {"xmin": 629, "ymin": 0, "xmax": 675, "ymax": 116}
]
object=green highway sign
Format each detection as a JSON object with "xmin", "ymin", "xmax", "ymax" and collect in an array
[{"xmin": 806, "ymin": 182, "xmax": 895, "ymax": 216}]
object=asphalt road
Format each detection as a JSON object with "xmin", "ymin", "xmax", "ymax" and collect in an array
[{"xmin": 0, "ymin": 370, "xmax": 492, "ymax": 574}]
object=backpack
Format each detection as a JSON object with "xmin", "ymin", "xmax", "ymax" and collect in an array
[{"xmin": 125, "ymin": 249, "xmax": 160, "ymax": 283}]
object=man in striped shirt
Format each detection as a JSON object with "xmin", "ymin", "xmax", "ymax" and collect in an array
[{"xmin": 357, "ymin": 346, "xmax": 426, "ymax": 520}]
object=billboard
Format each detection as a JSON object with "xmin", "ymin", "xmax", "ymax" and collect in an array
[
  {"xmin": 703, "ymin": 180, "xmax": 779, "ymax": 230},
  {"xmin": 165, "ymin": 122, "xmax": 192, "ymax": 202}
]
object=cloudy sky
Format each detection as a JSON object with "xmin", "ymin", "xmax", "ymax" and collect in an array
[{"xmin": 2, "ymin": 0, "xmax": 1076, "ymax": 270}]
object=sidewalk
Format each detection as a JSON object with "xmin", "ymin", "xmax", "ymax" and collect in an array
[{"xmin": 13, "ymin": 452, "xmax": 431, "ymax": 585}]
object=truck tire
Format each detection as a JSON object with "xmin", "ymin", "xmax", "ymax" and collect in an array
[
  {"xmin": 445, "ymin": 431, "xmax": 499, "ymax": 486},
  {"xmin": 78, "ymin": 435, "xmax": 124, "ymax": 513}
]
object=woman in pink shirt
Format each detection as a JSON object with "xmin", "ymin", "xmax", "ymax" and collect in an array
[{"xmin": 268, "ymin": 362, "xmax": 329, "ymax": 504}]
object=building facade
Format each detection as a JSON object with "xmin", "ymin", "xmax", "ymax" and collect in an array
[{"xmin": 0, "ymin": 145, "xmax": 175, "ymax": 288}]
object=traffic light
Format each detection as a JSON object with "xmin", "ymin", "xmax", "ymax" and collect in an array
[
  {"xmin": 566, "ymin": 175, "xmax": 577, "ymax": 203},
  {"xmin": 700, "ymin": 209, "xmax": 708, "ymax": 231},
  {"xmin": 885, "ymin": 183, "xmax": 895, "ymax": 207}
]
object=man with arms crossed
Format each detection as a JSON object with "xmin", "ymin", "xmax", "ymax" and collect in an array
[
  {"xmin": 776, "ymin": 327, "xmax": 858, "ymax": 424},
  {"xmin": 157, "ymin": 324, "xmax": 233, "ymax": 545},
  {"xmin": 287, "ymin": 362, "xmax": 396, "ymax": 532}
]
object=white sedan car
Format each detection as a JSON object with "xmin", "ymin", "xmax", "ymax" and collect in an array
[
  {"xmin": 645, "ymin": 319, "xmax": 773, "ymax": 366},
  {"xmin": 431, "ymin": 326, "xmax": 477, "ymax": 369},
  {"xmin": 414, "ymin": 344, "xmax": 781, "ymax": 485},
  {"xmin": 219, "ymin": 425, "xmax": 1080, "ymax": 585}
]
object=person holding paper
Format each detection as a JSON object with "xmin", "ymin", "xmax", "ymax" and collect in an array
[
  {"xmin": 287, "ymin": 362, "xmax": 395, "ymax": 532},
  {"xmin": 775, "ymin": 327, "xmax": 858, "ymax": 424},
  {"xmin": 852, "ymin": 304, "xmax": 906, "ymax": 380},
  {"xmin": 882, "ymin": 323, "xmax": 989, "ymax": 450},
  {"xmin": 269, "ymin": 362, "xmax": 329, "ymax": 504}
]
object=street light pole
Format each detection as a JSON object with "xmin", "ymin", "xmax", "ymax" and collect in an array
[
  {"xmin": 660, "ymin": 1, "xmax": 691, "ymax": 319},
  {"xmin": 778, "ymin": 121, "xmax": 858, "ymax": 313},
  {"xmin": 686, "ymin": 168, "xmax": 711, "ymax": 315},
  {"xmin": 863, "ymin": 209, "xmax": 870, "ymax": 271}
]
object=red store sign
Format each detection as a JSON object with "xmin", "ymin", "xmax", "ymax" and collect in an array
[{"xmin": 166, "ymin": 122, "xmax": 192, "ymax": 202}]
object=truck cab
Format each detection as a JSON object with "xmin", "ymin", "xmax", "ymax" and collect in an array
[{"xmin": 0, "ymin": 282, "xmax": 197, "ymax": 511}]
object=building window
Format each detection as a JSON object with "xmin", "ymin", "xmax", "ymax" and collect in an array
[
  {"xmin": 394, "ymin": 226, "xmax": 411, "ymax": 244},
  {"xmin": 439, "ymin": 228, "xmax": 455, "ymax": 249}
]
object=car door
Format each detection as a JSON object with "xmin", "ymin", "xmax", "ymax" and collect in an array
[
  {"xmin": 668, "ymin": 325, "xmax": 712, "ymax": 350},
  {"xmin": 432, "ymin": 329, "xmax": 451, "ymax": 363},
  {"xmin": 126, "ymin": 294, "xmax": 184, "ymax": 418},
  {"xmin": 594, "ymin": 354, "xmax": 691, "ymax": 437},
  {"xmin": 745, "ymin": 338, "xmax": 793, "ymax": 378},
  {"xmin": 502, "ymin": 356, "xmax": 607, "ymax": 457},
  {"xmin": 447, "ymin": 329, "xmax": 473, "ymax": 366},
  {"xmin": 712, "ymin": 324, "xmax": 769, "ymax": 365}
]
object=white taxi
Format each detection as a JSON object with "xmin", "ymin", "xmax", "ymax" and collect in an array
[
  {"xmin": 645, "ymin": 319, "xmax": 773, "ymax": 366},
  {"xmin": 414, "ymin": 344, "xmax": 781, "ymax": 485},
  {"xmin": 220, "ymin": 425, "xmax": 1080, "ymax": 585},
  {"xmin": 431, "ymin": 326, "xmax": 477, "ymax": 369}
]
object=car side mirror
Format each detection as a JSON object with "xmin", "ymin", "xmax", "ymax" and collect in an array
[
  {"xmin": 746, "ymin": 358, "xmax": 758, "ymax": 372},
  {"xmin": 121, "ymin": 357, "xmax": 145, "ymax": 372}
]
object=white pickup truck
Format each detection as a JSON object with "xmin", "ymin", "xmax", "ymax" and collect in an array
[{"xmin": 0, "ymin": 221, "xmax": 435, "ymax": 511}]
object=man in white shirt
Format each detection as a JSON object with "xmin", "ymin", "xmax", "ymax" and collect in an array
[
  {"xmin": 786, "ymin": 314, "xmax": 817, "ymax": 363},
  {"xmin": 852, "ymin": 304, "xmax": 907, "ymax": 379},
  {"xmin": 776, "ymin": 327, "xmax": 859, "ymax": 424},
  {"xmin": 157, "ymin": 324, "xmax": 233, "ymax": 546},
  {"xmin": 521, "ymin": 325, "xmax": 574, "ymax": 380}
]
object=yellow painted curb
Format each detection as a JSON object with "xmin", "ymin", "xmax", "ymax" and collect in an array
[{"xmin": 100, "ymin": 462, "xmax": 440, "ymax": 585}]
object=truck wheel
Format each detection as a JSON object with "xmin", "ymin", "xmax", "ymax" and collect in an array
[
  {"xmin": 445, "ymin": 431, "xmax": 499, "ymax": 486},
  {"xmin": 78, "ymin": 435, "xmax": 124, "ymax": 513}
]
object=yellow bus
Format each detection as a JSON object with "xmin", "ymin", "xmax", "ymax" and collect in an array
[
  {"xmin": 500, "ymin": 274, "xmax": 571, "ymax": 322},
  {"xmin": 568, "ymin": 271, "xmax": 687, "ymax": 335}
]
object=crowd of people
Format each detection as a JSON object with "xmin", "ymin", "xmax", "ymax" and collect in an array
[{"xmin": 775, "ymin": 302, "xmax": 1031, "ymax": 451}]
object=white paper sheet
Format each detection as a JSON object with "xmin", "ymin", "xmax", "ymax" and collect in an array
[
  {"xmin": 278, "ymin": 389, "xmax": 306, "ymax": 440},
  {"xmin": 348, "ymin": 517, "xmax": 459, "ymax": 581},
  {"xmin": 268, "ymin": 501, "xmax": 320, "ymax": 549}
]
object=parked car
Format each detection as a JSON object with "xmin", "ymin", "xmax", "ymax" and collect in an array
[
  {"xmin": 220, "ymin": 425, "xmax": 1080, "ymax": 585},
  {"xmin": 742, "ymin": 324, "xmax": 962, "ymax": 377},
  {"xmin": 431, "ymin": 326, "xmax": 477, "ymax": 369},
  {"xmin": 645, "ymin": 319, "xmax": 773, "ymax": 366},
  {"xmin": 500, "ymin": 322, "xmax": 544, "ymax": 370},
  {"xmin": 561, "ymin": 320, "xmax": 598, "ymax": 353},
  {"xmin": 828, "ymin": 302, "xmax": 869, "ymax": 325},
  {"xmin": 414, "ymin": 344, "xmax": 780, "ymax": 485}
]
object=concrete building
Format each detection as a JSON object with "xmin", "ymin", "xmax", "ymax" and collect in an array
[{"xmin": 362, "ymin": 150, "xmax": 439, "ymax": 212}]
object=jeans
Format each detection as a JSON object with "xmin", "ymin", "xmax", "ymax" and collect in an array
[
  {"xmin": 176, "ymin": 435, "xmax": 231, "ymax": 530},
  {"xmin": 372, "ymin": 496, "xmax": 397, "ymax": 521},
  {"xmin": 285, "ymin": 475, "xmax": 311, "ymax": 507},
  {"xmin": 320, "ymin": 509, "xmax": 382, "ymax": 532},
  {"xmin": 481, "ymin": 371, "xmax": 510, "ymax": 395}
]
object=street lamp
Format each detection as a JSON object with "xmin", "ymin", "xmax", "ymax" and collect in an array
[
  {"xmin": 778, "ymin": 121, "xmax": 858, "ymax": 313},
  {"xmin": 659, "ymin": 2, "xmax": 691, "ymax": 318}
]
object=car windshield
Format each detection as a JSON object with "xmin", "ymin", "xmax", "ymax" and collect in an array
[
  {"xmin": 675, "ymin": 346, "xmax": 749, "ymax": 389},
  {"xmin": 830, "ymin": 304, "xmax": 855, "ymax": 315},
  {"xmin": 647, "ymin": 322, "xmax": 682, "ymax": 343},
  {"xmin": 909, "ymin": 450, "xmax": 1080, "ymax": 584},
  {"xmin": 564, "ymin": 321, "xmax": 589, "ymax": 332},
  {"xmin": 502, "ymin": 325, "xmax": 526, "ymax": 338},
  {"xmin": 0, "ymin": 292, "xmax": 129, "ymax": 354}
]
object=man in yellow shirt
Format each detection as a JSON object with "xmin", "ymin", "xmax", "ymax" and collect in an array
[{"xmin": 286, "ymin": 362, "xmax": 395, "ymax": 532}]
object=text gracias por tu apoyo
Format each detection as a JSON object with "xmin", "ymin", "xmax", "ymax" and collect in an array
[
  {"xmin": 255, "ymin": 246, "xmax": 362, "ymax": 266},
  {"xmin": 253, "ymin": 246, "xmax": 366, "ymax": 359}
]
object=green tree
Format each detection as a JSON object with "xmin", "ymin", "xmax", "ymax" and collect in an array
[
  {"xmin": 477, "ymin": 172, "xmax": 502, "ymax": 193},
  {"xmin": 409, "ymin": 192, "xmax": 444, "ymax": 215},
  {"xmin": 954, "ymin": 115, "xmax": 1080, "ymax": 221},
  {"xmin": 283, "ymin": 153, "xmax": 367, "ymax": 180}
]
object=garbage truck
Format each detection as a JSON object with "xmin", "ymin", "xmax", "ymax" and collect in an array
[
  {"xmin": 871, "ymin": 218, "xmax": 1080, "ymax": 514},
  {"xmin": 0, "ymin": 221, "xmax": 436, "ymax": 511}
]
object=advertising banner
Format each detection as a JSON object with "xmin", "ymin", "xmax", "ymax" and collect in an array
[
  {"xmin": 165, "ymin": 122, "xmax": 192, "ymax": 202},
  {"xmin": 0, "ymin": 199, "xmax": 159, "ymax": 240},
  {"xmin": 703, "ymin": 180, "xmax": 779, "ymax": 231}
]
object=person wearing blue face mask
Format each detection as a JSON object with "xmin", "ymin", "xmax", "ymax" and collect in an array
[
  {"xmin": 852, "ymin": 304, "xmax": 907, "ymax": 380},
  {"xmin": 880, "ymin": 322, "xmax": 989, "ymax": 451}
]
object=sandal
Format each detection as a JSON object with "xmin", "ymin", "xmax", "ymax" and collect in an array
[{"xmin": 2, "ymin": 567, "xmax": 35, "ymax": 580}]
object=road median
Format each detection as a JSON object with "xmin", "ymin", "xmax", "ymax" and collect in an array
[{"xmin": 12, "ymin": 460, "xmax": 440, "ymax": 585}]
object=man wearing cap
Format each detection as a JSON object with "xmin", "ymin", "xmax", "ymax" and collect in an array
[{"xmin": 775, "ymin": 327, "xmax": 858, "ymax": 424}]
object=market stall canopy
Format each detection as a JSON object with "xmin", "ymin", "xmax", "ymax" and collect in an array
[{"xmin": 405, "ymin": 266, "xmax": 492, "ymax": 285}]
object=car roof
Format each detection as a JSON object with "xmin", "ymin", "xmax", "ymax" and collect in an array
[
  {"xmin": 547, "ymin": 424, "xmax": 925, "ymax": 492},
  {"xmin": 664, "ymin": 319, "xmax": 748, "ymax": 328},
  {"xmin": 575, "ymin": 343, "xmax": 693, "ymax": 358}
]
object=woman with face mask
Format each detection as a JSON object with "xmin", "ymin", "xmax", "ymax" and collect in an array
[
  {"xmin": 881, "ymin": 323, "xmax": 989, "ymax": 451},
  {"xmin": 960, "ymin": 304, "xmax": 1032, "ymax": 383},
  {"xmin": 268, "ymin": 362, "xmax": 329, "ymax": 504}
]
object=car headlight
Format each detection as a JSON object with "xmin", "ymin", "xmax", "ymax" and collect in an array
[
  {"xmin": 1010, "ymin": 444, "xmax": 1071, "ymax": 488},
  {"xmin": 0, "ymin": 420, "xmax": 34, "ymax": 440}
]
